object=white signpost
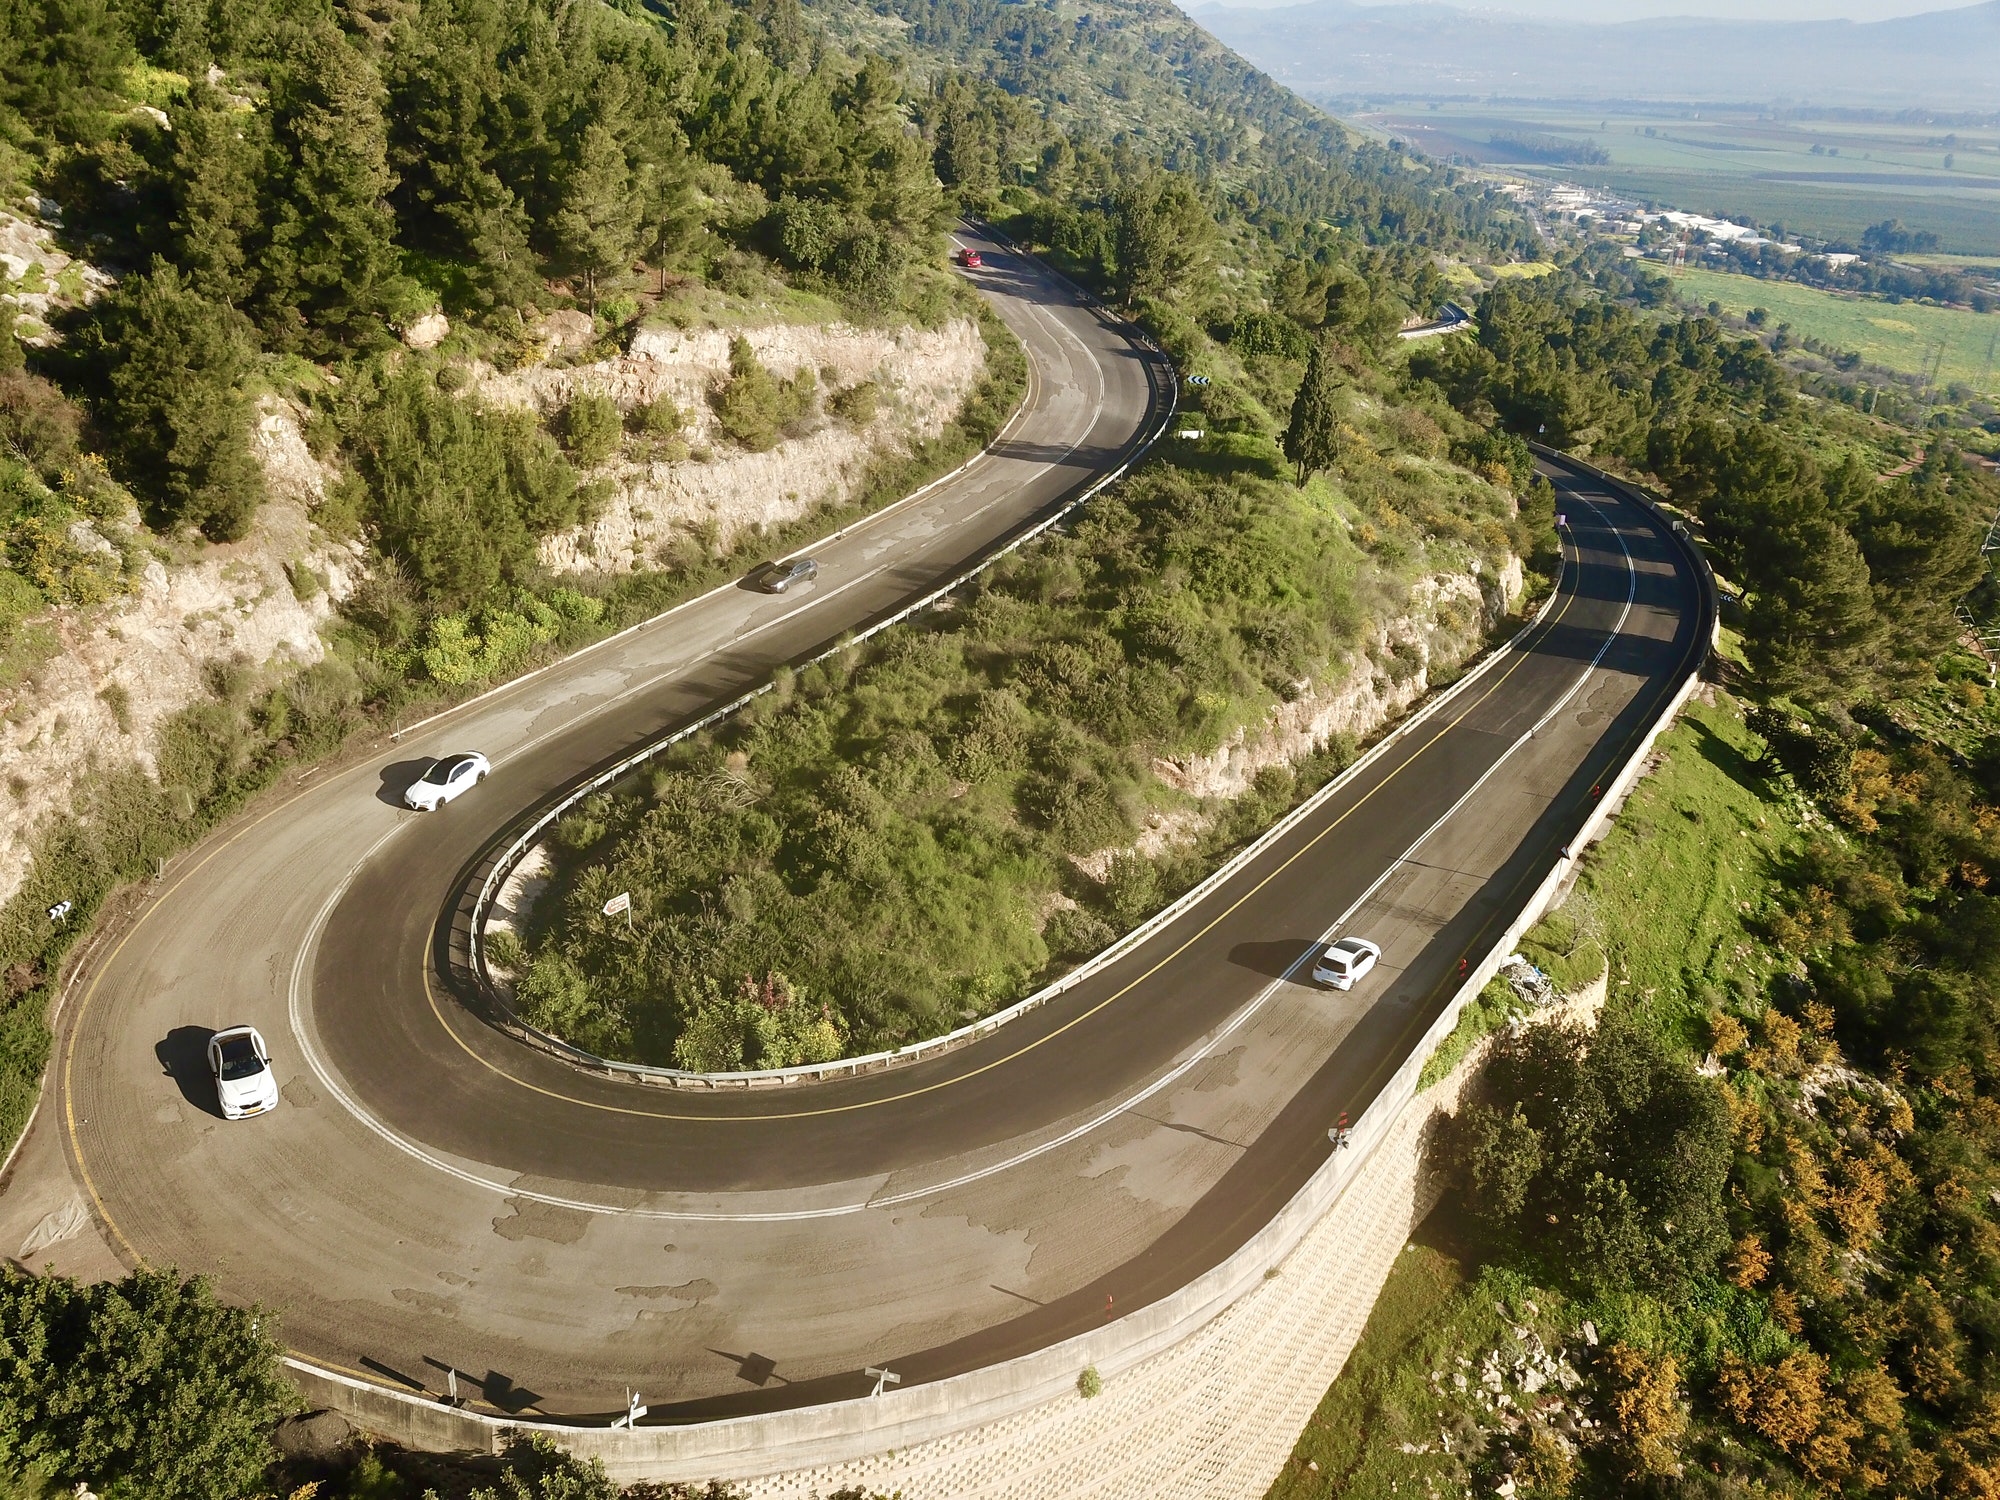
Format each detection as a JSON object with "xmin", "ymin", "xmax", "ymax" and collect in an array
[
  {"xmin": 864, "ymin": 1365, "xmax": 901, "ymax": 1398},
  {"xmin": 602, "ymin": 891, "xmax": 632, "ymax": 930},
  {"xmin": 612, "ymin": 1389, "xmax": 647, "ymax": 1429}
]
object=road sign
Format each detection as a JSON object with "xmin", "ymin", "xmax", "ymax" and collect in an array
[
  {"xmin": 612, "ymin": 1390, "xmax": 647, "ymax": 1428},
  {"xmin": 865, "ymin": 1365, "xmax": 902, "ymax": 1397},
  {"xmin": 602, "ymin": 892, "xmax": 631, "ymax": 917}
]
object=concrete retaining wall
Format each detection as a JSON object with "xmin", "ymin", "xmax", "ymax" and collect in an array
[{"xmin": 290, "ymin": 454, "xmax": 1716, "ymax": 1495}]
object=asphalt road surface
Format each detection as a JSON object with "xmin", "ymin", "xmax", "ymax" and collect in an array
[{"xmin": 21, "ymin": 237, "xmax": 1702, "ymax": 1422}]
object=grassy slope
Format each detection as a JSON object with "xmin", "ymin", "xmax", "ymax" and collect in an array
[
  {"xmin": 1670, "ymin": 266, "xmax": 2000, "ymax": 392},
  {"xmin": 1514, "ymin": 695, "xmax": 1804, "ymax": 1050},
  {"xmin": 514, "ymin": 357, "xmax": 1541, "ymax": 1064}
]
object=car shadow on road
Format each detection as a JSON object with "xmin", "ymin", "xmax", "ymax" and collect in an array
[
  {"xmin": 1227, "ymin": 939, "xmax": 1319, "ymax": 984},
  {"xmin": 377, "ymin": 760, "xmax": 433, "ymax": 809},
  {"xmin": 156, "ymin": 1026, "xmax": 223, "ymax": 1118}
]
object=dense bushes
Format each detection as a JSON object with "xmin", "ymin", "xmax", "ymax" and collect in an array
[
  {"xmin": 332, "ymin": 366, "xmax": 592, "ymax": 611},
  {"xmin": 0, "ymin": 1267, "xmax": 293, "ymax": 1500},
  {"xmin": 710, "ymin": 338, "xmax": 818, "ymax": 452},
  {"xmin": 1454, "ymin": 1020, "xmax": 1733, "ymax": 1295}
]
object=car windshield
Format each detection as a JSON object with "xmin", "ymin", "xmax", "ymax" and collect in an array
[
  {"xmin": 1332, "ymin": 939, "xmax": 1369, "ymax": 958},
  {"xmin": 421, "ymin": 758, "xmax": 465, "ymax": 785},
  {"xmin": 216, "ymin": 1036, "xmax": 263, "ymax": 1080}
]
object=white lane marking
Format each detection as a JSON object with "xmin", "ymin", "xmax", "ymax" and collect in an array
[{"xmin": 284, "ymin": 497, "xmax": 1645, "ymax": 1223}]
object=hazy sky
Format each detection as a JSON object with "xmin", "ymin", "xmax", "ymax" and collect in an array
[{"xmin": 1209, "ymin": 0, "xmax": 1984, "ymax": 15}]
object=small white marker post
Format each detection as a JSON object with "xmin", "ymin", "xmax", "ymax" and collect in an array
[
  {"xmin": 611, "ymin": 1389, "xmax": 647, "ymax": 1429},
  {"xmin": 602, "ymin": 891, "xmax": 632, "ymax": 931},
  {"xmin": 47, "ymin": 899, "xmax": 71, "ymax": 925},
  {"xmin": 864, "ymin": 1366, "xmax": 901, "ymax": 1398},
  {"xmin": 446, "ymin": 1368, "xmax": 460, "ymax": 1406}
]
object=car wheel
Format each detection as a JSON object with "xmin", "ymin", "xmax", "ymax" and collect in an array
[{"xmin": 477, "ymin": 772, "xmax": 487, "ymax": 783}]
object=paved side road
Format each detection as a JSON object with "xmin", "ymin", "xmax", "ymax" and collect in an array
[{"xmin": 14, "ymin": 265, "xmax": 1697, "ymax": 1426}]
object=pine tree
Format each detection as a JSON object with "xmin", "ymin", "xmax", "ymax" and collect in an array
[
  {"xmin": 549, "ymin": 122, "xmax": 641, "ymax": 313},
  {"xmin": 1113, "ymin": 176, "xmax": 1213, "ymax": 306},
  {"xmin": 168, "ymin": 83, "xmax": 267, "ymax": 308},
  {"xmin": 257, "ymin": 21, "xmax": 402, "ymax": 350},
  {"xmin": 1282, "ymin": 339, "xmax": 1344, "ymax": 485},
  {"xmin": 81, "ymin": 262, "xmax": 264, "ymax": 540},
  {"xmin": 386, "ymin": 0, "xmax": 537, "ymax": 312}
]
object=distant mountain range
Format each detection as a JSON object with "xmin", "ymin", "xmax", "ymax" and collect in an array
[{"xmin": 1187, "ymin": 0, "xmax": 2000, "ymax": 108}]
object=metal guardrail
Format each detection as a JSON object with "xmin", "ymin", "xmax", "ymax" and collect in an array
[{"xmin": 462, "ymin": 249, "xmax": 1180, "ymax": 1085}]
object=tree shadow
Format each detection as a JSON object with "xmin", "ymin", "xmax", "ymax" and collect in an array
[
  {"xmin": 1686, "ymin": 715, "xmax": 1773, "ymax": 800},
  {"xmin": 156, "ymin": 1026, "xmax": 221, "ymax": 1118}
]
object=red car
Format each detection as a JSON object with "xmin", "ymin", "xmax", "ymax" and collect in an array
[{"xmin": 954, "ymin": 247, "xmax": 983, "ymax": 269}]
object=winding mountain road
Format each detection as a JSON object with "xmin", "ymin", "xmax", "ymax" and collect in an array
[{"xmin": 3, "ymin": 235, "xmax": 1704, "ymax": 1425}]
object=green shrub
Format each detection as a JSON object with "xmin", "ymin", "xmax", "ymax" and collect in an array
[
  {"xmin": 416, "ymin": 594, "xmax": 576, "ymax": 685},
  {"xmin": 711, "ymin": 337, "xmax": 816, "ymax": 452},
  {"xmin": 0, "ymin": 1266, "xmax": 295, "ymax": 1500},
  {"xmin": 671, "ymin": 971, "xmax": 843, "ymax": 1072},
  {"xmin": 558, "ymin": 390, "xmax": 621, "ymax": 467},
  {"xmin": 337, "ymin": 367, "xmax": 586, "ymax": 609},
  {"xmin": 1449, "ymin": 1019, "xmax": 1732, "ymax": 1295},
  {"xmin": 831, "ymin": 380, "xmax": 878, "ymax": 426},
  {"xmin": 472, "ymin": 1434, "xmax": 619, "ymax": 1500},
  {"xmin": 628, "ymin": 395, "xmax": 683, "ymax": 439}
]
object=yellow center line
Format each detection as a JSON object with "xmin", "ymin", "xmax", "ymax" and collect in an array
[{"xmin": 417, "ymin": 529, "xmax": 1599, "ymax": 1122}]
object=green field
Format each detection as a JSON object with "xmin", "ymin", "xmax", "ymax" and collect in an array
[
  {"xmin": 1356, "ymin": 102, "xmax": 2000, "ymax": 255},
  {"xmin": 1671, "ymin": 266, "xmax": 2000, "ymax": 393}
]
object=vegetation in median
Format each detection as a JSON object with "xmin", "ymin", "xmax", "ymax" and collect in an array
[{"xmin": 509, "ymin": 348, "xmax": 1552, "ymax": 1065}]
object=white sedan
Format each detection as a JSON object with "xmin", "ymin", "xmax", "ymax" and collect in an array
[
  {"xmin": 1313, "ymin": 936, "xmax": 1382, "ymax": 991},
  {"xmin": 405, "ymin": 751, "xmax": 490, "ymax": 811},
  {"xmin": 209, "ymin": 1026, "xmax": 279, "ymax": 1120}
]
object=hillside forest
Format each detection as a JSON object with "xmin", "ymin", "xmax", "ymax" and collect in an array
[{"xmin": 0, "ymin": 0, "xmax": 1997, "ymax": 1496}]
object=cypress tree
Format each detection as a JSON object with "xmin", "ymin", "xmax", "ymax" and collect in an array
[
  {"xmin": 1283, "ymin": 338, "xmax": 1344, "ymax": 485},
  {"xmin": 549, "ymin": 123, "xmax": 641, "ymax": 313},
  {"xmin": 168, "ymin": 83, "xmax": 267, "ymax": 308}
]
